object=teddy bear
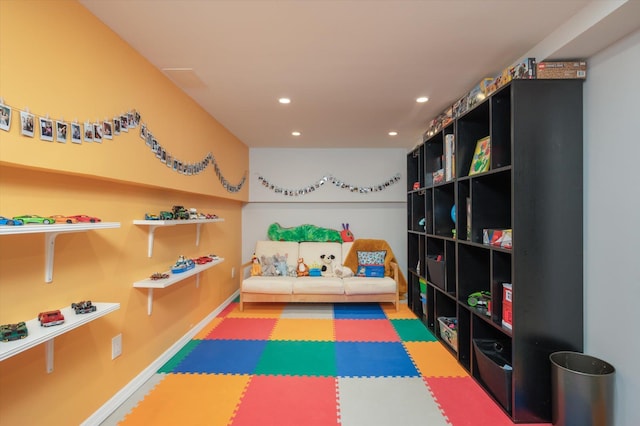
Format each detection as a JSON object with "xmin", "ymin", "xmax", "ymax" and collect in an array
[
  {"xmin": 296, "ymin": 257, "xmax": 309, "ymax": 277},
  {"xmin": 261, "ymin": 254, "xmax": 278, "ymax": 276},
  {"xmin": 320, "ymin": 253, "xmax": 336, "ymax": 277}
]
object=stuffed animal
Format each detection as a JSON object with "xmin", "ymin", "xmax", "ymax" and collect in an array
[
  {"xmin": 341, "ymin": 223, "xmax": 355, "ymax": 242},
  {"xmin": 334, "ymin": 265, "xmax": 354, "ymax": 278},
  {"xmin": 296, "ymin": 257, "xmax": 309, "ymax": 276},
  {"xmin": 261, "ymin": 255, "xmax": 278, "ymax": 276},
  {"xmin": 274, "ymin": 253, "xmax": 288, "ymax": 276},
  {"xmin": 250, "ymin": 253, "xmax": 262, "ymax": 276},
  {"xmin": 320, "ymin": 253, "xmax": 336, "ymax": 277},
  {"xmin": 268, "ymin": 223, "xmax": 342, "ymax": 242}
]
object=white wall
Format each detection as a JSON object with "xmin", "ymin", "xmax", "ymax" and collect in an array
[
  {"xmin": 242, "ymin": 148, "xmax": 407, "ymax": 279},
  {"xmin": 584, "ymin": 28, "xmax": 640, "ymax": 426}
]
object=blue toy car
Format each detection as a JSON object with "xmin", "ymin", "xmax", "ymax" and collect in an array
[{"xmin": 0, "ymin": 216, "xmax": 24, "ymax": 226}]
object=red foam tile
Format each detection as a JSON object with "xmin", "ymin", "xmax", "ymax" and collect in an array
[
  {"xmin": 426, "ymin": 376, "xmax": 516, "ymax": 426},
  {"xmin": 231, "ymin": 376, "xmax": 339, "ymax": 426},
  {"xmin": 218, "ymin": 302, "xmax": 238, "ymax": 318},
  {"xmin": 203, "ymin": 318, "xmax": 277, "ymax": 340},
  {"xmin": 334, "ymin": 319, "xmax": 400, "ymax": 342}
]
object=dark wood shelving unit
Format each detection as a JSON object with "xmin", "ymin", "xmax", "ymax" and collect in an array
[{"xmin": 407, "ymin": 79, "xmax": 584, "ymax": 423}]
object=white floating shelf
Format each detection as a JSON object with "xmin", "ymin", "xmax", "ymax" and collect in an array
[
  {"xmin": 0, "ymin": 222, "xmax": 121, "ymax": 282},
  {"xmin": 0, "ymin": 302, "xmax": 120, "ymax": 373},
  {"xmin": 133, "ymin": 258, "xmax": 224, "ymax": 315},
  {"xmin": 133, "ymin": 218, "xmax": 224, "ymax": 257}
]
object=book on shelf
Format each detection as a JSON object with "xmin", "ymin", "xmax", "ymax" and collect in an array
[
  {"xmin": 445, "ymin": 134, "xmax": 455, "ymax": 181},
  {"xmin": 469, "ymin": 136, "xmax": 490, "ymax": 176}
]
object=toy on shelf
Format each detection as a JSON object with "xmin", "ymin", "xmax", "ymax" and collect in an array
[
  {"xmin": 71, "ymin": 300, "xmax": 97, "ymax": 314},
  {"xmin": 144, "ymin": 213, "xmax": 159, "ymax": 220},
  {"xmin": 1, "ymin": 322, "xmax": 28, "ymax": 342},
  {"xmin": 467, "ymin": 291, "xmax": 491, "ymax": 308},
  {"xmin": 193, "ymin": 256, "xmax": 213, "ymax": 264},
  {"xmin": 171, "ymin": 205, "xmax": 189, "ymax": 220},
  {"xmin": 49, "ymin": 215, "xmax": 79, "ymax": 224},
  {"xmin": 0, "ymin": 216, "xmax": 24, "ymax": 226},
  {"xmin": 38, "ymin": 310, "xmax": 65, "ymax": 327},
  {"xmin": 150, "ymin": 272, "xmax": 170, "ymax": 280},
  {"xmin": 13, "ymin": 215, "xmax": 54, "ymax": 225},
  {"xmin": 170, "ymin": 255, "xmax": 195, "ymax": 274},
  {"xmin": 159, "ymin": 211, "xmax": 173, "ymax": 220},
  {"xmin": 69, "ymin": 215, "xmax": 101, "ymax": 223}
]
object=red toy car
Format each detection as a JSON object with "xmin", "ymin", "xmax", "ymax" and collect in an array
[
  {"xmin": 38, "ymin": 310, "xmax": 65, "ymax": 327},
  {"xmin": 69, "ymin": 215, "xmax": 101, "ymax": 223}
]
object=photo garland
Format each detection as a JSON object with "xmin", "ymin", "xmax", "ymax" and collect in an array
[
  {"xmin": 257, "ymin": 173, "xmax": 401, "ymax": 196},
  {"xmin": 0, "ymin": 100, "xmax": 246, "ymax": 193}
]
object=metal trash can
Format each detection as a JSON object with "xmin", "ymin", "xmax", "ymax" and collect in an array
[{"xmin": 550, "ymin": 351, "xmax": 615, "ymax": 426}]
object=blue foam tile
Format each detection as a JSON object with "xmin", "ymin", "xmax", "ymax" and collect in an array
[
  {"xmin": 172, "ymin": 340, "xmax": 268, "ymax": 374},
  {"xmin": 333, "ymin": 303, "xmax": 387, "ymax": 319},
  {"xmin": 336, "ymin": 341, "xmax": 420, "ymax": 377}
]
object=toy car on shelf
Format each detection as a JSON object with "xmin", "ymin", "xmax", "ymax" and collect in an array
[
  {"xmin": 49, "ymin": 215, "xmax": 79, "ymax": 224},
  {"xmin": 193, "ymin": 256, "xmax": 213, "ymax": 265},
  {"xmin": 159, "ymin": 211, "xmax": 173, "ymax": 220},
  {"xmin": 170, "ymin": 255, "xmax": 195, "ymax": 273},
  {"xmin": 171, "ymin": 205, "xmax": 189, "ymax": 220},
  {"xmin": 150, "ymin": 272, "xmax": 170, "ymax": 280},
  {"xmin": 144, "ymin": 213, "xmax": 159, "ymax": 220},
  {"xmin": 38, "ymin": 310, "xmax": 65, "ymax": 327},
  {"xmin": 71, "ymin": 300, "xmax": 97, "ymax": 314},
  {"xmin": 0, "ymin": 216, "xmax": 23, "ymax": 226},
  {"xmin": 467, "ymin": 291, "xmax": 491, "ymax": 308},
  {"xmin": 1, "ymin": 322, "xmax": 28, "ymax": 342},
  {"xmin": 205, "ymin": 213, "xmax": 218, "ymax": 219},
  {"xmin": 69, "ymin": 215, "xmax": 101, "ymax": 223},
  {"xmin": 13, "ymin": 215, "xmax": 54, "ymax": 225},
  {"xmin": 188, "ymin": 208, "xmax": 199, "ymax": 219}
]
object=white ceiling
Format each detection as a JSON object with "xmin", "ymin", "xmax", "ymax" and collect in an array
[{"xmin": 79, "ymin": 0, "xmax": 638, "ymax": 150}]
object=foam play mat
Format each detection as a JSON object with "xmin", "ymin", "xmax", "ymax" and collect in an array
[{"xmin": 117, "ymin": 302, "xmax": 544, "ymax": 425}]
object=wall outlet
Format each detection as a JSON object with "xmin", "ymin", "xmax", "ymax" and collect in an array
[
  {"xmin": 112, "ymin": 334, "xmax": 122, "ymax": 360},
  {"xmin": 231, "ymin": 267, "xmax": 235, "ymax": 278}
]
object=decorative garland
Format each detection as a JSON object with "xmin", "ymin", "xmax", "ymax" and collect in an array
[
  {"xmin": 257, "ymin": 173, "xmax": 401, "ymax": 196},
  {"xmin": 0, "ymin": 100, "xmax": 246, "ymax": 193}
]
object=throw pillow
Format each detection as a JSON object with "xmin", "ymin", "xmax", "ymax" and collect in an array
[{"xmin": 356, "ymin": 250, "xmax": 386, "ymax": 278}]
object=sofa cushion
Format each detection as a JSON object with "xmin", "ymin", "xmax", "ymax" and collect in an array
[
  {"xmin": 343, "ymin": 276, "xmax": 397, "ymax": 295},
  {"xmin": 242, "ymin": 276, "xmax": 295, "ymax": 294},
  {"xmin": 293, "ymin": 276, "xmax": 345, "ymax": 295}
]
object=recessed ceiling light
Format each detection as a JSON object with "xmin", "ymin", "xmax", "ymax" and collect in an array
[
  {"xmin": 416, "ymin": 96, "xmax": 429, "ymax": 103},
  {"xmin": 279, "ymin": 98, "xmax": 291, "ymax": 104},
  {"xmin": 291, "ymin": 131, "xmax": 301, "ymax": 136},
  {"xmin": 388, "ymin": 131, "xmax": 398, "ymax": 136}
]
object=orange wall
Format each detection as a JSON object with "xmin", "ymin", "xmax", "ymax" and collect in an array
[{"xmin": 0, "ymin": 1, "xmax": 247, "ymax": 424}]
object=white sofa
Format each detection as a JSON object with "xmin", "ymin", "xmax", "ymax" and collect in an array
[{"xmin": 240, "ymin": 241, "xmax": 399, "ymax": 311}]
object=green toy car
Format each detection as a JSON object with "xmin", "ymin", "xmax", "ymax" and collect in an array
[
  {"xmin": 13, "ymin": 215, "xmax": 54, "ymax": 225},
  {"xmin": 1, "ymin": 322, "xmax": 28, "ymax": 342}
]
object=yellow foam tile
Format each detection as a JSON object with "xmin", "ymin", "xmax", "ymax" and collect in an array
[
  {"xmin": 270, "ymin": 318, "xmax": 335, "ymax": 341},
  {"xmin": 382, "ymin": 303, "xmax": 420, "ymax": 319},
  {"xmin": 193, "ymin": 317, "xmax": 224, "ymax": 340},
  {"xmin": 226, "ymin": 303, "xmax": 286, "ymax": 318},
  {"xmin": 404, "ymin": 341, "xmax": 469, "ymax": 378},
  {"xmin": 120, "ymin": 374, "xmax": 251, "ymax": 426}
]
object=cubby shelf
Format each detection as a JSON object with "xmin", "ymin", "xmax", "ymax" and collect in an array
[
  {"xmin": 133, "ymin": 258, "xmax": 225, "ymax": 315},
  {"xmin": 0, "ymin": 302, "xmax": 120, "ymax": 373},
  {"xmin": 0, "ymin": 222, "xmax": 121, "ymax": 282},
  {"xmin": 133, "ymin": 218, "xmax": 224, "ymax": 257},
  {"xmin": 407, "ymin": 80, "xmax": 584, "ymax": 423}
]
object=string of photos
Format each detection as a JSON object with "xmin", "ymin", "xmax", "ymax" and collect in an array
[
  {"xmin": 257, "ymin": 173, "xmax": 402, "ymax": 196},
  {"xmin": 0, "ymin": 99, "xmax": 246, "ymax": 193}
]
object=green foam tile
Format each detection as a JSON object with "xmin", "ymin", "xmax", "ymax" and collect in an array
[{"xmin": 391, "ymin": 319, "xmax": 438, "ymax": 342}]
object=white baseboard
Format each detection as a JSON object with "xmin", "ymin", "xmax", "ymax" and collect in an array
[{"xmin": 82, "ymin": 290, "xmax": 239, "ymax": 426}]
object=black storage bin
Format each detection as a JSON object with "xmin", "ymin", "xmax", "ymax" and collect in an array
[
  {"xmin": 426, "ymin": 257, "xmax": 445, "ymax": 290},
  {"xmin": 473, "ymin": 339, "xmax": 513, "ymax": 413}
]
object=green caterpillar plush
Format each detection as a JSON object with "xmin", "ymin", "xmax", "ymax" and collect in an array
[{"xmin": 268, "ymin": 222, "xmax": 343, "ymax": 242}]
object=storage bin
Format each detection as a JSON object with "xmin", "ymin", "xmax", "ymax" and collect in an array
[
  {"xmin": 427, "ymin": 257, "xmax": 446, "ymax": 290},
  {"xmin": 473, "ymin": 338, "xmax": 513, "ymax": 412},
  {"xmin": 437, "ymin": 317, "xmax": 457, "ymax": 351}
]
